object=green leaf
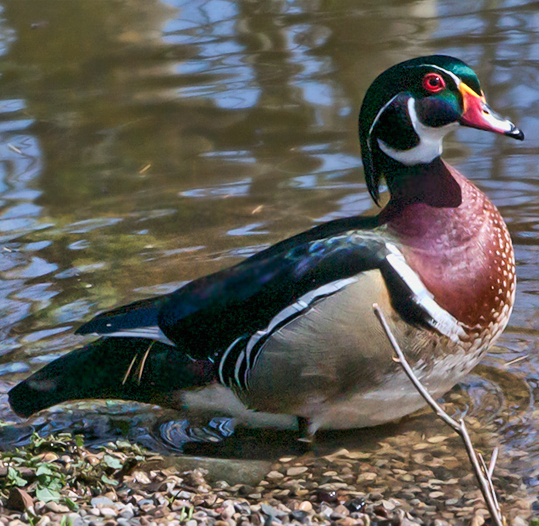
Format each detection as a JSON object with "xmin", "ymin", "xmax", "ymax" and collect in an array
[
  {"xmin": 36, "ymin": 465, "xmax": 55, "ymax": 476},
  {"xmin": 64, "ymin": 497, "xmax": 79, "ymax": 511},
  {"xmin": 103, "ymin": 455, "xmax": 122, "ymax": 470},
  {"xmin": 101, "ymin": 474, "xmax": 118, "ymax": 486},
  {"xmin": 7, "ymin": 467, "xmax": 27, "ymax": 487},
  {"xmin": 36, "ymin": 486, "xmax": 61, "ymax": 502},
  {"xmin": 74, "ymin": 435, "xmax": 84, "ymax": 448}
]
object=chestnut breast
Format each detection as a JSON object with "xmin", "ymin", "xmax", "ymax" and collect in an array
[{"xmin": 386, "ymin": 164, "xmax": 515, "ymax": 332}]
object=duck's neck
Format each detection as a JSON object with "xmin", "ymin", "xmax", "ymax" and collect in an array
[
  {"xmin": 381, "ymin": 156, "xmax": 462, "ymax": 213},
  {"xmin": 376, "ymin": 158, "xmax": 515, "ymax": 333}
]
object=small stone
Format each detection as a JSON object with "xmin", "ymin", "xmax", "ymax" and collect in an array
[
  {"xmin": 429, "ymin": 491, "xmax": 445, "ymax": 499},
  {"xmin": 91, "ymin": 496, "xmax": 115, "ymax": 508},
  {"xmin": 319, "ymin": 503, "xmax": 333, "ymax": 518},
  {"xmin": 221, "ymin": 502, "xmax": 235, "ymax": 519},
  {"xmin": 427, "ymin": 435, "xmax": 449, "ymax": 443},
  {"xmin": 100, "ymin": 508, "xmax": 118, "ymax": 518},
  {"xmin": 7, "ymin": 488, "xmax": 34, "ymax": 512},
  {"xmin": 287, "ymin": 466, "xmax": 308, "ymax": 476},
  {"xmin": 119, "ymin": 505, "xmax": 135, "ymax": 519},
  {"xmin": 85, "ymin": 454, "xmax": 100, "ymax": 465},
  {"xmin": 266, "ymin": 471, "xmax": 284, "ymax": 480},
  {"xmin": 357, "ymin": 472, "xmax": 377, "ymax": 482},
  {"xmin": 470, "ymin": 513, "xmax": 485, "ymax": 526},
  {"xmin": 185, "ymin": 521, "xmax": 197, "ymax": 526},
  {"xmin": 67, "ymin": 515, "xmax": 83, "ymax": 526},
  {"xmin": 133, "ymin": 470, "xmax": 152, "ymax": 484},
  {"xmin": 290, "ymin": 510, "xmax": 309, "ymax": 523},
  {"xmin": 334, "ymin": 504, "xmax": 350, "ymax": 516},
  {"xmin": 45, "ymin": 502, "xmax": 70, "ymax": 513},
  {"xmin": 261, "ymin": 503, "xmax": 285, "ymax": 517},
  {"xmin": 298, "ymin": 501, "xmax": 312, "ymax": 512},
  {"xmin": 336, "ymin": 518, "xmax": 359, "ymax": 526}
]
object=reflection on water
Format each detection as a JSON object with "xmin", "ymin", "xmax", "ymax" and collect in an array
[{"xmin": 0, "ymin": 0, "xmax": 538, "ymax": 503}]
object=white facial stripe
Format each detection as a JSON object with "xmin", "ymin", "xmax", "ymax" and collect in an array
[
  {"xmin": 368, "ymin": 94, "xmax": 399, "ymax": 138},
  {"xmin": 377, "ymin": 98, "xmax": 458, "ymax": 165},
  {"xmin": 368, "ymin": 65, "xmax": 464, "ymax": 166}
]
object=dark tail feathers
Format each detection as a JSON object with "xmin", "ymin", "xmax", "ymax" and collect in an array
[{"xmin": 9, "ymin": 337, "xmax": 216, "ymax": 418}]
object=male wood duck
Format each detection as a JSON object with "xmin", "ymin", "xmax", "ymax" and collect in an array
[{"xmin": 9, "ymin": 56, "xmax": 524, "ymax": 439}]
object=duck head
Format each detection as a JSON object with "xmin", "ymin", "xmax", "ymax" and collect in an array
[{"xmin": 359, "ymin": 55, "xmax": 524, "ymax": 205}]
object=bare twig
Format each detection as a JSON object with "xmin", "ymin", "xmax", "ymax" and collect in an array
[
  {"xmin": 488, "ymin": 447, "xmax": 499, "ymax": 479},
  {"xmin": 122, "ymin": 354, "xmax": 138, "ymax": 386},
  {"xmin": 372, "ymin": 304, "xmax": 505, "ymax": 526},
  {"xmin": 135, "ymin": 341, "xmax": 154, "ymax": 384}
]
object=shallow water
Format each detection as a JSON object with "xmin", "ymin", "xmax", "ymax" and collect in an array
[{"xmin": 0, "ymin": 0, "xmax": 538, "ymax": 504}]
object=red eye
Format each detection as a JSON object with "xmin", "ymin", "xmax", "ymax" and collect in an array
[{"xmin": 422, "ymin": 73, "xmax": 445, "ymax": 93}]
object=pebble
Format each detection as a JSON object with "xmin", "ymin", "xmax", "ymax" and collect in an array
[
  {"xmin": 100, "ymin": 507, "xmax": 118, "ymax": 518},
  {"xmin": 91, "ymin": 496, "xmax": 115, "ymax": 508},
  {"xmin": 0, "ymin": 433, "xmax": 533, "ymax": 526},
  {"xmin": 119, "ymin": 505, "xmax": 135, "ymax": 519},
  {"xmin": 287, "ymin": 466, "xmax": 308, "ymax": 476},
  {"xmin": 7, "ymin": 488, "xmax": 33, "ymax": 512},
  {"xmin": 221, "ymin": 502, "xmax": 235, "ymax": 519},
  {"xmin": 45, "ymin": 502, "xmax": 69, "ymax": 513},
  {"xmin": 266, "ymin": 470, "xmax": 284, "ymax": 480}
]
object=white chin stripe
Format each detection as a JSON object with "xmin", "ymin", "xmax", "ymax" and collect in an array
[{"xmin": 378, "ymin": 98, "xmax": 458, "ymax": 166}]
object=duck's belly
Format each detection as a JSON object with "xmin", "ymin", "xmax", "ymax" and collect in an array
[
  {"xmin": 239, "ymin": 270, "xmax": 482, "ymax": 430},
  {"xmin": 180, "ymin": 343, "xmax": 476, "ymax": 432}
]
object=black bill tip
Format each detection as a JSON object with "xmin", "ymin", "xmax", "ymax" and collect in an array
[{"xmin": 506, "ymin": 125, "xmax": 524, "ymax": 141}]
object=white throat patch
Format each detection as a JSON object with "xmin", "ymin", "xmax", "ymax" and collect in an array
[{"xmin": 377, "ymin": 97, "xmax": 458, "ymax": 165}]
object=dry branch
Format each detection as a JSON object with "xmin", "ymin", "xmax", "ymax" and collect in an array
[{"xmin": 372, "ymin": 303, "xmax": 505, "ymax": 526}]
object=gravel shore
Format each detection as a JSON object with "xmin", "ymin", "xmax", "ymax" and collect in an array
[{"xmin": 0, "ymin": 430, "xmax": 534, "ymax": 526}]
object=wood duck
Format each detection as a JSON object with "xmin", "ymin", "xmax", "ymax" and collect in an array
[{"xmin": 9, "ymin": 56, "xmax": 524, "ymax": 439}]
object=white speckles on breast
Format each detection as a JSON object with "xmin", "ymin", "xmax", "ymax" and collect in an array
[{"xmin": 387, "ymin": 162, "xmax": 515, "ymax": 355}]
